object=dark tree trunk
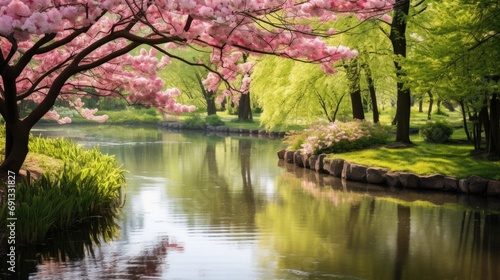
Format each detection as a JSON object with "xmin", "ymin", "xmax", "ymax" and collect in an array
[
  {"xmin": 206, "ymin": 91, "xmax": 217, "ymax": 116},
  {"xmin": 481, "ymin": 105, "xmax": 490, "ymax": 147},
  {"xmin": 195, "ymin": 73, "xmax": 217, "ymax": 116},
  {"xmin": 238, "ymin": 92, "xmax": 253, "ymax": 121},
  {"xmin": 473, "ymin": 112, "xmax": 482, "ymax": 150},
  {"xmin": 460, "ymin": 100, "xmax": 472, "ymax": 142},
  {"xmin": 238, "ymin": 53, "xmax": 253, "ymax": 121},
  {"xmin": 390, "ymin": 0, "xmax": 411, "ymax": 143},
  {"xmin": 0, "ymin": 70, "xmax": 31, "ymax": 174},
  {"xmin": 1, "ymin": 121, "xmax": 30, "ymax": 174},
  {"xmin": 362, "ymin": 61, "xmax": 379, "ymax": 123},
  {"xmin": 346, "ymin": 59, "xmax": 365, "ymax": 120},
  {"xmin": 418, "ymin": 98, "xmax": 423, "ymax": 113},
  {"xmin": 427, "ymin": 91, "xmax": 434, "ymax": 120},
  {"xmin": 487, "ymin": 93, "xmax": 499, "ymax": 157}
]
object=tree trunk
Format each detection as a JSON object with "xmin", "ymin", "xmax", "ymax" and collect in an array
[
  {"xmin": 390, "ymin": 0, "xmax": 411, "ymax": 143},
  {"xmin": 418, "ymin": 98, "xmax": 423, "ymax": 113},
  {"xmin": 487, "ymin": 93, "xmax": 499, "ymax": 157},
  {"xmin": 427, "ymin": 91, "xmax": 434, "ymax": 120},
  {"xmin": 1, "ymin": 121, "xmax": 30, "ymax": 174},
  {"xmin": 206, "ymin": 91, "xmax": 217, "ymax": 116},
  {"xmin": 362, "ymin": 61, "xmax": 379, "ymax": 123},
  {"xmin": 238, "ymin": 92, "xmax": 253, "ymax": 121},
  {"xmin": 346, "ymin": 59, "xmax": 365, "ymax": 120},
  {"xmin": 460, "ymin": 100, "xmax": 471, "ymax": 142},
  {"xmin": 481, "ymin": 104, "xmax": 490, "ymax": 148}
]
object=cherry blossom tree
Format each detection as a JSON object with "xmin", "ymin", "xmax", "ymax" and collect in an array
[{"xmin": 0, "ymin": 0, "xmax": 393, "ymax": 173}]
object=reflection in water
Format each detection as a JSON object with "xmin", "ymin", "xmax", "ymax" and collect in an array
[
  {"xmin": 394, "ymin": 205, "xmax": 410, "ymax": 280},
  {"xmin": 4, "ymin": 125, "xmax": 499, "ymax": 280},
  {"xmin": 273, "ymin": 163, "xmax": 500, "ymax": 280},
  {"xmin": 1, "ymin": 215, "xmax": 119, "ymax": 279},
  {"xmin": 240, "ymin": 139, "xmax": 256, "ymax": 227},
  {"xmin": 125, "ymin": 237, "xmax": 184, "ymax": 278}
]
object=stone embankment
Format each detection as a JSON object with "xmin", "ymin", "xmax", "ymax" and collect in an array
[
  {"xmin": 159, "ymin": 122, "xmax": 286, "ymax": 138},
  {"xmin": 277, "ymin": 149, "xmax": 500, "ymax": 197}
]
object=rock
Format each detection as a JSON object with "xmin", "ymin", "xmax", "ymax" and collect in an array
[
  {"xmin": 419, "ymin": 174, "xmax": 445, "ymax": 190},
  {"xmin": 399, "ymin": 172, "xmax": 420, "ymax": 188},
  {"xmin": 284, "ymin": 150, "xmax": 294, "ymax": 163},
  {"xmin": 384, "ymin": 172, "xmax": 401, "ymax": 188},
  {"xmin": 303, "ymin": 154, "xmax": 311, "ymax": 169},
  {"xmin": 345, "ymin": 163, "xmax": 367, "ymax": 183},
  {"xmin": 314, "ymin": 154, "xmax": 327, "ymax": 173},
  {"xmin": 330, "ymin": 159, "xmax": 345, "ymax": 177},
  {"xmin": 341, "ymin": 161, "xmax": 349, "ymax": 179},
  {"xmin": 308, "ymin": 155, "xmax": 318, "ymax": 170},
  {"xmin": 443, "ymin": 177, "xmax": 459, "ymax": 191},
  {"xmin": 366, "ymin": 167, "xmax": 388, "ymax": 184},
  {"xmin": 293, "ymin": 151, "xmax": 305, "ymax": 167},
  {"xmin": 323, "ymin": 160, "xmax": 332, "ymax": 174},
  {"xmin": 458, "ymin": 179, "xmax": 469, "ymax": 193},
  {"xmin": 467, "ymin": 175, "xmax": 489, "ymax": 194},
  {"xmin": 487, "ymin": 180, "xmax": 500, "ymax": 196},
  {"xmin": 277, "ymin": 149, "xmax": 286, "ymax": 160}
]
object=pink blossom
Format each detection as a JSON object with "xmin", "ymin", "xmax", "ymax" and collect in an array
[
  {"xmin": 8, "ymin": 0, "xmax": 31, "ymax": 17},
  {"xmin": 1, "ymin": 0, "xmax": 396, "ymax": 128}
]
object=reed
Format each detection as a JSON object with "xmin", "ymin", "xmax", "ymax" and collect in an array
[{"xmin": 1, "ymin": 135, "xmax": 126, "ymax": 244}]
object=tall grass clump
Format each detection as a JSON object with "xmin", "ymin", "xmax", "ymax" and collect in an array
[
  {"xmin": 284, "ymin": 120, "xmax": 390, "ymax": 155},
  {"xmin": 0, "ymin": 136, "xmax": 126, "ymax": 244}
]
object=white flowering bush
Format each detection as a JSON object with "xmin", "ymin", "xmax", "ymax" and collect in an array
[{"xmin": 284, "ymin": 120, "xmax": 390, "ymax": 155}]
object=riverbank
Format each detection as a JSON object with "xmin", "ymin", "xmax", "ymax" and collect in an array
[
  {"xmin": 278, "ymin": 149, "xmax": 500, "ymax": 197},
  {"xmin": 158, "ymin": 120, "xmax": 286, "ymax": 138}
]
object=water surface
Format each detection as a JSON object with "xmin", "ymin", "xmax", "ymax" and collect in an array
[{"xmin": 3, "ymin": 125, "xmax": 500, "ymax": 279}]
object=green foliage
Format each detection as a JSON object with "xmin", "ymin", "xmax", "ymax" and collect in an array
[
  {"xmin": 420, "ymin": 121, "xmax": 454, "ymax": 143},
  {"xmin": 284, "ymin": 120, "xmax": 390, "ymax": 155},
  {"xmin": 99, "ymin": 107, "xmax": 162, "ymax": 123},
  {"xmin": 0, "ymin": 136, "xmax": 125, "ymax": 244},
  {"xmin": 182, "ymin": 114, "xmax": 206, "ymax": 129},
  {"xmin": 205, "ymin": 115, "xmax": 225, "ymax": 126}
]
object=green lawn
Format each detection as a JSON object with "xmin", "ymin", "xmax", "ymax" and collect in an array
[
  {"xmin": 327, "ymin": 107, "xmax": 500, "ymax": 180},
  {"xmin": 327, "ymin": 137, "xmax": 500, "ymax": 180}
]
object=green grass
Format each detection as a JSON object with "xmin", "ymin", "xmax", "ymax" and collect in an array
[
  {"xmin": 327, "ymin": 137, "xmax": 500, "ymax": 180},
  {"xmin": 318, "ymin": 105, "xmax": 500, "ymax": 180},
  {"xmin": 0, "ymin": 134, "xmax": 125, "ymax": 245}
]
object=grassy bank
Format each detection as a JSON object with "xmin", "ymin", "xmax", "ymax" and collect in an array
[
  {"xmin": 0, "ymin": 134, "xmax": 125, "ymax": 244},
  {"xmin": 327, "ymin": 138, "xmax": 500, "ymax": 180}
]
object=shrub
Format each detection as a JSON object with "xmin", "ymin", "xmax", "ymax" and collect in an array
[
  {"xmin": 182, "ymin": 114, "xmax": 206, "ymax": 129},
  {"xmin": 420, "ymin": 121, "xmax": 453, "ymax": 143},
  {"xmin": 205, "ymin": 115, "xmax": 225, "ymax": 126},
  {"xmin": 284, "ymin": 120, "xmax": 390, "ymax": 155}
]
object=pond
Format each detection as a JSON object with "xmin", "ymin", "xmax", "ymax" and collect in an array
[{"xmin": 3, "ymin": 125, "xmax": 500, "ymax": 279}]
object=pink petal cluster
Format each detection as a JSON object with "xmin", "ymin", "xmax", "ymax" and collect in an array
[
  {"xmin": 1, "ymin": 0, "xmax": 395, "ymax": 123},
  {"xmin": 43, "ymin": 110, "xmax": 72, "ymax": 124}
]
